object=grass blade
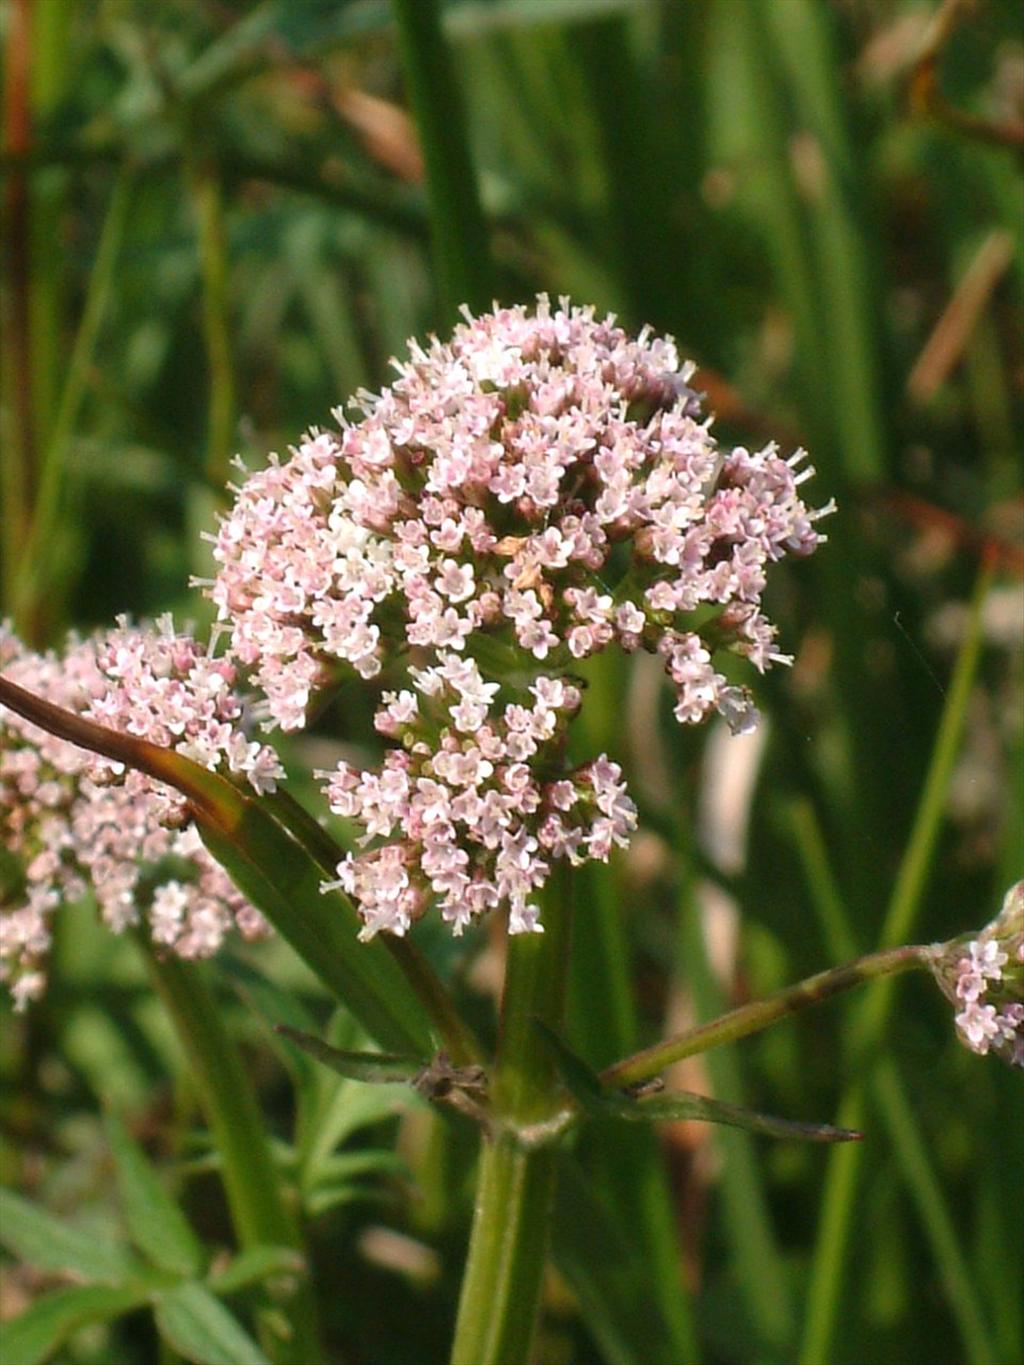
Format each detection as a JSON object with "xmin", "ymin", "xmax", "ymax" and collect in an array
[
  {"xmin": 799, "ymin": 557, "xmax": 996, "ymax": 1364},
  {"xmin": 391, "ymin": 0, "xmax": 493, "ymax": 320},
  {"xmin": 105, "ymin": 1111, "xmax": 205, "ymax": 1278}
]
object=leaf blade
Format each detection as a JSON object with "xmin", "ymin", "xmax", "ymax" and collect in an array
[
  {"xmin": 273, "ymin": 1023, "xmax": 425, "ymax": 1085},
  {"xmin": 0, "ymin": 1189, "xmax": 139, "ymax": 1283},
  {"xmin": 154, "ymin": 1283, "xmax": 272, "ymax": 1365}
]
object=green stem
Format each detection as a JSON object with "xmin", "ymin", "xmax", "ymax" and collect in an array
[
  {"xmin": 798, "ymin": 555, "xmax": 994, "ymax": 1365},
  {"xmin": 450, "ymin": 869, "xmax": 574, "ymax": 1365},
  {"xmin": 602, "ymin": 944, "xmax": 927, "ymax": 1091},
  {"xmin": 391, "ymin": 0, "xmax": 492, "ymax": 321},
  {"xmin": 144, "ymin": 949, "xmax": 323, "ymax": 1365}
]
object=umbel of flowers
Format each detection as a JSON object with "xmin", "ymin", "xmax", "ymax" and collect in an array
[
  {"xmin": 0, "ymin": 619, "xmax": 280, "ymax": 1009},
  {"xmin": 928, "ymin": 880, "xmax": 1024, "ymax": 1068},
  {"xmin": 208, "ymin": 297, "xmax": 831, "ymax": 940}
]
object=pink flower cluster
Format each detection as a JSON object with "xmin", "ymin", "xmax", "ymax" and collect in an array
[
  {"xmin": 321, "ymin": 657, "xmax": 635, "ymax": 938},
  {"xmin": 930, "ymin": 882, "xmax": 1023, "ymax": 1068},
  {"xmin": 208, "ymin": 297, "xmax": 829, "ymax": 738},
  {"xmin": 0, "ymin": 621, "xmax": 278, "ymax": 1009}
]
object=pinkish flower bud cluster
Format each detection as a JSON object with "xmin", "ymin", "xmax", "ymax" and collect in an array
[
  {"xmin": 320, "ymin": 657, "xmax": 635, "ymax": 938},
  {"xmin": 207, "ymin": 297, "xmax": 830, "ymax": 738},
  {"xmin": 0, "ymin": 621, "xmax": 277, "ymax": 1009},
  {"xmin": 928, "ymin": 881, "xmax": 1023, "ymax": 1068}
]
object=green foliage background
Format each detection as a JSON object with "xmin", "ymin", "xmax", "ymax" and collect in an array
[{"xmin": 1, "ymin": 1, "xmax": 1021, "ymax": 1362}]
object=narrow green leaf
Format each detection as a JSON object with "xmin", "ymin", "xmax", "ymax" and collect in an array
[
  {"xmin": 154, "ymin": 1283, "xmax": 271, "ymax": 1365},
  {"xmin": 105, "ymin": 1112, "xmax": 204, "ymax": 1277},
  {"xmin": 298, "ymin": 1011, "xmax": 412, "ymax": 1190},
  {"xmin": 0, "ymin": 1282, "xmax": 157, "ymax": 1365},
  {"xmin": 206, "ymin": 1246, "xmax": 305, "ymax": 1298},
  {"xmin": 608, "ymin": 1089, "xmax": 863, "ymax": 1143},
  {"xmin": 0, "ymin": 1189, "xmax": 139, "ymax": 1283},
  {"xmin": 537, "ymin": 1021, "xmax": 859, "ymax": 1141},
  {"xmin": 273, "ymin": 1024, "xmax": 425, "ymax": 1085}
]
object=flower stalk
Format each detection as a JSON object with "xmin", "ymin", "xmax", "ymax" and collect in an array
[
  {"xmin": 602, "ymin": 943, "xmax": 929, "ymax": 1091},
  {"xmin": 450, "ymin": 866, "xmax": 574, "ymax": 1365}
]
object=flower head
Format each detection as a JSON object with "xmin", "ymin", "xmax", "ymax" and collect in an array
[
  {"xmin": 207, "ymin": 297, "xmax": 829, "ymax": 938},
  {"xmin": 0, "ymin": 621, "xmax": 278, "ymax": 1008},
  {"xmin": 928, "ymin": 881, "xmax": 1024, "ymax": 1068},
  {"xmin": 209, "ymin": 297, "xmax": 829, "ymax": 736}
]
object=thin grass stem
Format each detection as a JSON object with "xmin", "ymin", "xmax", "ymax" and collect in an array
[
  {"xmin": 391, "ymin": 0, "xmax": 493, "ymax": 321},
  {"xmin": 798, "ymin": 554, "xmax": 996, "ymax": 1365},
  {"xmin": 144, "ymin": 949, "xmax": 324, "ymax": 1365}
]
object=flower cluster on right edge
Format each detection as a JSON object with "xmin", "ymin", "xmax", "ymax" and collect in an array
[
  {"xmin": 928, "ymin": 881, "xmax": 1024, "ymax": 1068},
  {"xmin": 208, "ymin": 297, "xmax": 832, "ymax": 940}
]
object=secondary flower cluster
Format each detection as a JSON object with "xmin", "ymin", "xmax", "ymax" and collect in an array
[
  {"xmin": 321, "ymin": 657, "xmax": 635, "ymax": 938},
  {"xmin": 208, "ymin": 297, "xmax": 829, "ymax": 738},
  {"xmin": 929, "ymin": 881, "xmax": 1023, "ymax": 1068},
  {"xmin": 0, "ymin": 621, "xmax": 278, "ymax": 1009}
]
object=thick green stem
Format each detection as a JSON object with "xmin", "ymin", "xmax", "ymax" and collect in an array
[
  {"xmin": 602, "ymin": 944, "xmax": 928, "ymax": 1091},
  {"xmin": 391, "ymin": 0, "xmax": 492, "ymax": 321},
  {"xmin": 451, "ymin": 870, "xmax": 574, "ymax": 1365},
  {"xmin": 144, "ymin": 949, "xmax": 323, "ymax": 1365}
]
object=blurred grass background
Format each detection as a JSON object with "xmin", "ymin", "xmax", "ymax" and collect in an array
[{"xmin": 1, "ymin": 1, "xmax": 1022, "ymax": 1362}]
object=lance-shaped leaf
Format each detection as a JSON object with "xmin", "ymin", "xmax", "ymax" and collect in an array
[
  {"xmin": 602, "ymin": 1089, "xmax": 863, "ymax": 1143},
  {"xmin": 535, "ymin": 1023, "xmax": 861, "ymax": 1144},
  {"xmin": 274, "ymin": 1024, "xmax": 490, "ymax": 1129},
  {"xmin": 274, "ymin": 1023, "xmax": 426, "ymax": 1085},
  {"xmin": 154, "ymin": 1283, "xmax": 271, "ymax": 1365},
  {"xmin": 0, "ymin": 675, "xmax": 431, "ymax": 1055}
]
